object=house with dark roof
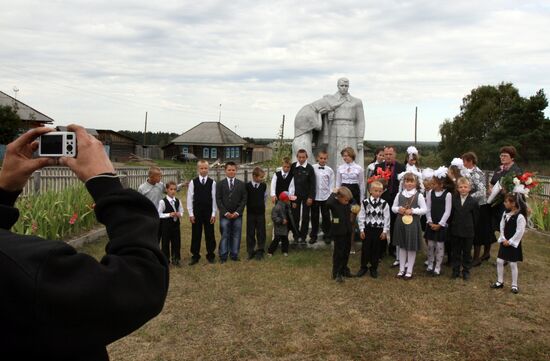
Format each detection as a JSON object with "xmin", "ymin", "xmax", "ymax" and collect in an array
[
  {"xmin": 0, "ymin": 91, "xmax": 54, "ymax": 128},
  {"xmin": 163, "ymin": 122, "xmax": 247, "ymax": 163}
]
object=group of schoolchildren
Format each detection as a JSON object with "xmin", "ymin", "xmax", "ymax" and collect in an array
[{"xmin": 138, "ymin": 144, "xmax": 526, "ymax": 294}]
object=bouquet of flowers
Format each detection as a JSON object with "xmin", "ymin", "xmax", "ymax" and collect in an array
[
  {"xmin": 488, "ymin": 171, "xmax": 539, "ymax": 206},
  {"xmin": 367, "ymin": 167, "xmax": 392, "ymax": 186}
]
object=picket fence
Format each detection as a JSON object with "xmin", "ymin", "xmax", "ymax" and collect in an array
[{"xmin": 16, "ymin": 166, "xmax": 273, "ymax": 196}]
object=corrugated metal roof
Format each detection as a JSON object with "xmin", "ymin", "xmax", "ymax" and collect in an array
[
  {"xmin": 0, "ymin": 91, "xmax": 54, "ymax": 124},
  {"xmin": 170, "ymin": 122, "xmax": 246, "ymax": 146}
]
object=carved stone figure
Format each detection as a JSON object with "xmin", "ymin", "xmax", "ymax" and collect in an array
[
  {"xmin": 293, "ymin": 78, "xmax": 365, "ymax": 172},
  {"xmin": 291, "ymin": 95, "xmax": 346, "ymax": 161}
]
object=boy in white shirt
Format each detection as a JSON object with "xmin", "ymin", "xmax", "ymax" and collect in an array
[{"xmin": 310, "ymin": 151, "xmax": 335, "ymax": 244}]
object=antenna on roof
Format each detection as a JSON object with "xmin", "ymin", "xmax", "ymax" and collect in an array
[
  {"xmin": 13, "ymin": 86, "xmax": 19, "ymax": 100},
  {"xmin": 218, "ymin": 104, "xmax": 222, "ymax": 123}
]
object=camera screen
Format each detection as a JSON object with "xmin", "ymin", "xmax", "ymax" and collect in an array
[{"xmin": 41, "ymin": 134, "xmax": 63, "ymax": 154}]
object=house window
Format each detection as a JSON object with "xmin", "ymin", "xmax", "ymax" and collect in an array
[
  {"xmin": 230, "ymin": 147, "xmax": 235, "ymax": 159},
  {"xmin": 235, "ymin": 147, "xmax": 240, "ymax": 159},
  {"xmin": 203, "ymin": 147, "xmax": 210, "ymax": 159},
  {"xmin": 210, "ymin": 148, "xmax": 217, "ymax": 159},
  {"xmin": 182, "ymin": 146, "xmax": 189, "ymax": 154},
  {"xmin": 225, "ymin": 147, "xmax": 231, "ymax": 159}
]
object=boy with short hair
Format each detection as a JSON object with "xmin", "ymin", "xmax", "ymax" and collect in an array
[
  {"xmin": 270, "ymin": 157, "xmax": 293, "ymax": 204},
  {"xmin": 158, "ymin": 181, "xmax": 184, "ymax": 266},
  {"xmin": 288, "ymin": 149, "xmax": 316, "ymax": 243},
  {"xmin": 357, "ymin": 181, "xmax": 390, "ymax": 278},
  {"xmin": 310, "ymin": 151, "xmax": 335, "ymax": 244},
  {"xmin": 216, "ymin": 162, "xmax": 247, "ymax": 262},
  {"xmin": 187, "ymin": 160, "xmax": 217, "ymax": 265},
  {"xmin": 246, "ymin": 167, "xmax": 267, "ymax": 260},
  {"xmin": 450, "ymin": 177, "xmax": 479, "ymax": 280}
]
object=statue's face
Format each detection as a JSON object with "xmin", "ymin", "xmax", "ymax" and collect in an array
[{"xmin": 337, "ymin": 81, "xmax": 349, "ymax": 95}]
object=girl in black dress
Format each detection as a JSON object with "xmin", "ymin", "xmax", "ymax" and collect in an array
[{"xmin": 490, "ymin": 193, "xmax": 527, "ymax": 294}]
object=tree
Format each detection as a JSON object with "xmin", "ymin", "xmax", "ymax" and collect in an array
[
  {"xmin": 439, "ymin": 83, "xmax": 550, "ymax": 168},
  {"xmin": 0, "ymin": 105, "xmax": 22, "ymax": 144}
]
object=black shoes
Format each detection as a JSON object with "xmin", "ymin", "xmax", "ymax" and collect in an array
[
  {"xmin": 308, "ymin": 237, "xmax": 317, "ymax": 244},
  {"xmin": 188, "ymin": 259, "xmax": 199, "ymax": 266},
  {"xmin": 255, "ymin": 252, "xmax": 264, "ymax": 261},
  {"xmin": 207, "ymin": 258, "xmax": 216, "ymax": 264},
  {"xmin": 171, "ymin": 259, "xmax": 181, "ymax": 267},
  {"xmin": 462, "ymin": 272, "xmax": 470, "ymax": 281},
  {"xmin": 370, "ymin": 268, "xmax": 378, "ymax": 278},
  {"xmin": 356, "ymin": 268, "xmax": 368, "ymax": 278},
  {"xmin": 451, "ymin": 271, "xmax": 460, "ymax": 279},
  {"xmin": 490, "ymin": 281, "xmax": 504, "ymax": 289},
  {"xmin": 335, "ymin": 274, "xmax": 344, "ymax": 283},
  {"xmin": 511, "ymin": 286, "xmax": 520, "ymax": 294}
]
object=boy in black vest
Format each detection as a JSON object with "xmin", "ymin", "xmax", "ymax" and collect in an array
[
  {"xmin": 289, "ymin": 149, "xmax": 316, "ymax": 244},
  {"xmin": 187, "ymin": 160, "xmax": 217, "ymax": 265},
  {"xmin": 270, "ymin": 157, "xmax": 293, "ymax": 204},
  {"xmin": 246, "ymin": 167, "xmax": 267, "ymax": 260},
  {"xmin": 357, "ymin": 181, "xmax": 390, "ymax": 278},
  {"xmin": 450, "ymin": 177, "xmax": 479, "ymax": 280},
  {"xmin": 158, "ymin": 181, "xmax": 184, "ymax": 266}
]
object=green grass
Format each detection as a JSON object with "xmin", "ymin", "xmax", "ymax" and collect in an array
[{"xmin": 77, "ymin": 190, "xmax": 550, "ymax": 361}]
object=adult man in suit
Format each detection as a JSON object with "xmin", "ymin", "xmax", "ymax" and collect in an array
[
  {"xmin": 376, "ymin": 145, "xmax": 406, "ymax": 259},
  {"xmin": 216, "ymin": 162, "xmax": 247, "ymax": 262}
]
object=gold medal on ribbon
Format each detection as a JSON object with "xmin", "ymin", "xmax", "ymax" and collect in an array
[{"xmin": 402, "ymin": 214, "xmax": 413, "ymax": 225}]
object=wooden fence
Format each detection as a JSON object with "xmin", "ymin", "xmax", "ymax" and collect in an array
[{"xmin": 16, "ymin": 166, "xmax": 275, "ymax": 196}]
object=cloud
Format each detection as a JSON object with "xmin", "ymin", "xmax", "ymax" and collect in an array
[{"xmin": 0, "ymin": 0, "xmax": 548, "ymax": 141}]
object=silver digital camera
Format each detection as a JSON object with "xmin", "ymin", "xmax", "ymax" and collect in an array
[{"xmin": 38, "ymin": 132, "xmax": 77, "ymax": 158}]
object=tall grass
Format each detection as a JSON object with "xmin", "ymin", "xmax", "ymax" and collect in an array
[{"xmin": 13, "ymin": 185, "xmax": 97, "ymax": 240}]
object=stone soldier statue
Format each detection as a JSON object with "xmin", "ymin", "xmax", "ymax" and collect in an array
[
  {"xmin": 326, "ymin": 78, "xmax": 365, "ymax": 172},
  {"xmin": 292, "ymin": 95, "xmax": 346, "ymax": 161}
]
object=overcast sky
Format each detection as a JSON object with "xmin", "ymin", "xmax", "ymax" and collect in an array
[{"xmin": 1, "ymin": 0, "xmax": 549, "ymax": 141}]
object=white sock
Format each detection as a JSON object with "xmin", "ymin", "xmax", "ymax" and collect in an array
[
  {"xmin": 406, "ymin": 250, "xmax": 416, "ymax": 275},
  {"xmin": 510, "ymin": 262, "xmax": 518, "ymax": 287},
  {"xmin": 496, "ymin": 258, "xmax": 505, "ymax": 284},
  {"xmin": 435, "ymin": 242, "xmax": 445, "ymax": 273},
  {"xmin": 427, "ymin": 240, "xmax": 436, "ymax": 269},
  {"xmin": 399, "ymin": 248, "xmax": 407, "ymax": 274}
]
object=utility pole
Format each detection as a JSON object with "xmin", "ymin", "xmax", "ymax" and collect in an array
[
  {"xmin": 414, "ymin": 106, "xmax": 418, "ymax": 145},
  {"xmin": 143, "ymin": 111, "xmax": 148, "ymax": 145},
  {"xmin": 218, "ymin": 104, "xmax": 222, "ymax": 122},
  {"xmin": 279, "ymin": 114, "xmax": 285, "ymax": 148}
]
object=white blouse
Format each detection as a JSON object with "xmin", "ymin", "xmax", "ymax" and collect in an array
[
  {"xmin": 498, "ymin": 212, "xmax": 526, "ymax": 248},
  {"xmin": 336, "ymin": 161, "xmax": 365, "ymax": 200},
  {"xmin": 391, "ymin": 189, "xmax": 427, "ymax": 216}
]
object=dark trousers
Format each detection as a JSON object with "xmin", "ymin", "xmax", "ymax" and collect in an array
[
  {"xmin": 161, "ymin": 221, "xmax": 181, "ymax": 262},
  {"xmin": 361, "ymin": 226, "xmax": 382, "ymax": 270},
  {"xmin": 310, "ymin": 200, "xmax": 330, "ymax": 239},
  {"xmin": 332, "ymin": 233, "xmax": 351, "ymax": 277},
  {"xmin": 291, "ymin": 197, "xmax": 311, "ymax": 240},
  {"xmin": 268, "ymin": 235, "xmax": 289, "ymax": 254},
  {"xmin": 190, "ymin": 211, "xmax": 216, "ymax": 261},
  {"xmin": 246, "ymin": 212, "xmax": 266, "ymax": 256},
  {"xmin": 452, "ymin": 236, "xmax": 473, "ymax": 274}
]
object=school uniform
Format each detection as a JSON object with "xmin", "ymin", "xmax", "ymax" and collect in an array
[
  {"xmin": 357, "ymin": 196, "xmax": 390, "ymax": 273},
  {"xmin": 391, "ymin": 189, "xmax": 427, "ymax": 276},
  {"xmin": 158, "ymin": 195, "xmax": 183, "ymax": 264},
  {"xmin": 246, "ymin": 181, "xmax": 267, "ymax": 259},
  {"xmin": 425, "ymin": 190, "xmax": 452, "ymax": 273},
  {"xmin": 335, "ymin": 161, "xmax": 365, "ymax": 205},
  {"xmin": 449, "ymin": 194, "xmax": 479, "ymax": 277},
  {"xmin": 327, "ymin": 193, "xmax": 353, "ymax": 279},
  {"xmin": 497, "ymin": 212, "xmax": 525, "ymax": 263},
  {"xmin": 310, "ymin": 163, "xmax": 335, "ymax": 242},
  {"xmin": 216, "ymin": 177, "xmax": 247, "ymax": 261},
  {"xmin": 288, "ymin": 161, "xmax": 316, "ymax": 242},
  {"xmin": 187, "ymin": 176, "xmax": 217, "ymax": 263},
  {"xmin": 270, "ymin": 170, "xmax": 293, "ymax": 199}
]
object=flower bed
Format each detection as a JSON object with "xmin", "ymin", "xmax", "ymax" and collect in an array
[{"xmin": 13, "ymin": 186, "xmax": 97, "ymax": 240}]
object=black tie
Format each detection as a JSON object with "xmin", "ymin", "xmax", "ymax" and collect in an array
[
  {"xmin": 318, "ymin": 166, "xmax": 325, "ymax": 170},
  {"xmin": 255, "ymin": 183, "xmax": 258, "ymax": 189},
  {"xmin": 201, "ymin": 178, "xmax": 205, "ymax": 185},
  {"xmin": 282, "ymin": 174, "xmax": 286, "ymax": 179},
  {"xmin": 230, "ymin": 179, "xmax": 233, "ymax": 190}
]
